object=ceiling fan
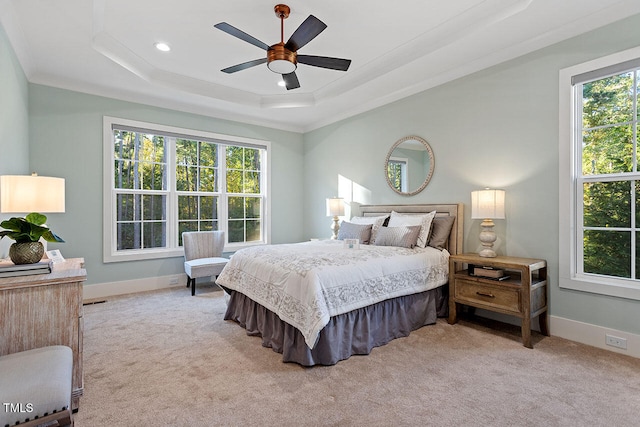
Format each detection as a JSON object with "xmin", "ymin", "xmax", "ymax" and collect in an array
[{"xmin": 214, "ymin": 4, "xmax": 351, "ymax": 90}]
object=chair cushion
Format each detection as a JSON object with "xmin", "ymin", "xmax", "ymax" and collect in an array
[
  {"xmin": 0, "ymin": 345, "xmax": 72, "ymax": 426},
  {"xmin": 184, "ymin": 257, "xmax": 229, "ymax": 279}
]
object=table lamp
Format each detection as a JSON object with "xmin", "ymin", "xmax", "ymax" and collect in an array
[{"xmin": 471, "ymin": 188, "xmax": 505, "ymax": 257}]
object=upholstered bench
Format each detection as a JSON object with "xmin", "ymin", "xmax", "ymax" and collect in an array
[{"xmin": 0, "ymin": 346, "xmax": 73, "ymax": 427}]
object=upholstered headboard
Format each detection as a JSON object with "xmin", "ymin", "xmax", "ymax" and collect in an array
[{"xmin": 359, "ymin": 203, "xmax": 464, "ymax": 255}]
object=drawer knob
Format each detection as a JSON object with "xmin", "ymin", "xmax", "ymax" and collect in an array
[{"xmin": 476, "ymin": 291, "xmax": 495, "ymax": 298}]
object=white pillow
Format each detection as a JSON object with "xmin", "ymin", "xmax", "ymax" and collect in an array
[
  {"xmin": 350, "ymin": 215, "xmax": 388, "ymax": 244},
  {"xmin": 387, "ymin": 210, "xmax": 436, "ymax": 248}
]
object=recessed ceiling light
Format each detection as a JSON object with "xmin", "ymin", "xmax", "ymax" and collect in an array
[
  {"xmin": 277, "ymin": 80, "xmax": 286, "ymax": 87},
  {"xmin": 154, "ymin": 42, "xmax": 171, "ymax": 52}
]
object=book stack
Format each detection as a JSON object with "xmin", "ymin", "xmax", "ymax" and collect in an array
[
  {"xmin": 468, "ymin": 264, "xmax": 509, "ymax": 280},
  {"xmin": 0, "ymin": 259, "xmax": 53, "ymax": 278}
]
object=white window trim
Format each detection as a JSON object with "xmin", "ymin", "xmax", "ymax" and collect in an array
[
  {"xmin": 103, "ymin": 116, "xmax": 271, "ymax": 263},
  {"xmin": 559, "ymin": 45, "xmax": 640, "ymax": 301}
]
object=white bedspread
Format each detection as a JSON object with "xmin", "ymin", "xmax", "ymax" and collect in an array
[{"xmin": 216, "ymin": 240, "xmax": 449, "ymax": 349}]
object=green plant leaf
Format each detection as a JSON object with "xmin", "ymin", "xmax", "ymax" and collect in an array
[
  {"xmin": 0, "ymin": 213, "xmax": 63, "ymax": 243},
  {"xmin": 42, "ymin": 230, "xmax": 65, "ymax": 243},
  {"xmin": 25, "ymin": 212, "xmax": 47, "ymax": 226}
]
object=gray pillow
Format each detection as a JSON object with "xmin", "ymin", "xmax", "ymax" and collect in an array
[
  {"xmin": 373, "ymin": 225, "xmax": 421, "ymax": 248},
  {"xmin": 428, "ymin": 216, "xmax": 455, "ymax": 250},
  {"xmin": 337, "ymin": 221, "xmax": 373, "ymax": 244}
]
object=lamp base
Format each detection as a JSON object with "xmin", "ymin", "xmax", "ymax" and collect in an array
[
  {"xmin": 478, "ymin": 219, "xmax": 498, "ymax": 258},
  {"xmin": 478, "ymin": 247, "xmax": 497, "ymax": 258},
  {"xmin": 330, "ymin": 216, "xmax": 340, "ymax": 240}
]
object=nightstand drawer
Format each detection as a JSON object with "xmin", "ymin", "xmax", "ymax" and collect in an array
[{"xmin": 454, "ymin": 279, "xmax": 520, "ymax": 313}]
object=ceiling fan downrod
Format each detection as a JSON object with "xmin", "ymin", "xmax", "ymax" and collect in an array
[{"xmin": 268, "ymin": 4, "xmax": 296, "ymax": 74}]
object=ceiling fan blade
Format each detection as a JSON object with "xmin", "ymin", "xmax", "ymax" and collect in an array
[
  {"xmin": 282, "ymin": 72, "xmax": 300, "ymax": 90},
  {"xmin": 297, "ymin": 55, "xmax": 351, "ymax": 71},
  {"xmin": 214, "ymin": 22, "xmax": 270, "ymax": 51},
  {"xmin": 284, "ymin": 15, "xmax": 327, "ymax": 52},
  {"xmin": 221, "ymin": 58, "xmax": 267, "ymax": 74}
]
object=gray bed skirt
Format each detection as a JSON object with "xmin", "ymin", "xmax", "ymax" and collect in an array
[{"xmin": 223, "ymin": 286, "xmax": 448, "ymax": 366}]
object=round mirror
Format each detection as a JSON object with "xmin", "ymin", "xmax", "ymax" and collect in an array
[{"xmin": 385, "ymin": 135, "xmax": 434, "ymax": 196}]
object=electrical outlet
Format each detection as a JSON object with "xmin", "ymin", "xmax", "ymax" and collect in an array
[
  {"xmin": 605, "ymin": 334, "xmax": 627, "ymax": 350},
  {"xmin": 169, "ymin": 277, "xmax": 179, "ymax": 285}
]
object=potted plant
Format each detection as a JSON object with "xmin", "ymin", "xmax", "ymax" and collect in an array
[{"xmin": 0, "ymin": 212, "xmax": 64, "ymax": 264}]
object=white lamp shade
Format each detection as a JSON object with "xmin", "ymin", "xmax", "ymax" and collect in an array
[
  {"xmin": 0, "ymin": 175, "xmax": 66, "ymax": 213},
  {"xmin": 471, "ymin": 189, "xmax": 505, "ymax": 219},
  {"xmin": 326, "ymin": 197, "xmax": 345, "ymax": 217}
]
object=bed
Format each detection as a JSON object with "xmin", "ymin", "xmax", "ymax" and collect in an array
[{"xmin": 216, "ymin": 203, "xmax": 463, "ymax": 366}]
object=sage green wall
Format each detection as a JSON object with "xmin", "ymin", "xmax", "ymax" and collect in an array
[
  {"xmin": 0, "ymin": 24, "xmax": 29, "ymax": 257},
  {"xmin": 303, "ymin": 14, "xmax": 640, "ymax": 335},
  {"xmin": 28, "ymin": 85, "xmax": 305, "ymax": 285}
]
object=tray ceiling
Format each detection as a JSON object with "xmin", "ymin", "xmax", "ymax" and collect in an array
[{"xmin": 2, "ymin": 0, "xmax": 639, "ymax": 132}]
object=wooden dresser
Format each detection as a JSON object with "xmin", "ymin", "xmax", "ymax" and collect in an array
[{"xmin": 0, "ymin": 258, "xmax": 86, "ymax": 411}]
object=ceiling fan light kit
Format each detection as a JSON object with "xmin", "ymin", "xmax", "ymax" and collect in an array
[{"xmin": 215, "ymin": 3, "xmax": 351, "ymax": 90}]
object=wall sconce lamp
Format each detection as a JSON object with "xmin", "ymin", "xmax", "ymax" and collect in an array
[
  {"xmin": 471, "ymin": 188, "xmax": 505, "ymax": 258},
  {"xmin": 326, "ymin": 197, "xmax": 345, "ymax": 240}
]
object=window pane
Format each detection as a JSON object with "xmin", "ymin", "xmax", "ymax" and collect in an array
[
  {"xmin": 228, "ymin": 220, "xmax": 244, "ymax": 243},
  {"xmin": 199, "ymin": 167, "xmax": 217, "ymax": 192},
  {"xmin": 244, "ymin": 148, "xmax": 260, "ymax": 170},
  {"xmin": 584, "ymin": 230, "xmax": 631, "ymax": 278},
  {"xmin": 582, "ymin": 72, "xmax": 634, "ymax": 129},
  {"xmin": 176, "ymin": 139, "xmax": 197, "ymax": 165},
  {"xmin": 244, "ymin": 171, "xmax": 260, "ymax": 193},
  {"xmin": 228, "ymin": 197, "xmax": 243, "ymax": 219},
  {"xmin": 226, "ymin": 146, "xmax": 243, "ymax": 169},
  {"xmin": 117, "ymin": 222, "xmax": 140, "ymax": 250},
  {"xmin": 199, "ymin": 142, "xmax": 218, "ymax": 167},
  {"xmin": 141, "ymin": 135, "xmax": 165, "ymax": 163},
  {"xmin": 177, "ymin": 196, "xmax": 219, "ymax": 244},
  {"xmin": 176, "ymin": 165, "xmax": 197, "ymax": 191},
  {"xmin": 246, "ymin": 220, "xmax": 261, "ymax": 241},
  {"xmin": 388, "ymin": 162, "xmax": 403, "ymax": 191},
  {"xmin": 582, "ymin": 125, "xmax": 633, "ymax": 175},
  {"xmin": 178, "ymin": 221, "xmax": 198, "ymax": 246},
  {"xmin": 117, "ymin": 194, "xmax": 139, "ymax": 221},
  {"xmin": 143, "ymin": 195, "xmax": 166, "ymax": 221},
  {"xmin": 245, "ymin": 197, "xmax": 260, "ymax": 219},
  {"xmin": 139, "ymin": 161, "xmax": 166, "ymax": 191},
  {"xmin": 143, "ymin": 222, "xmax": 166, "ymax": 248},
  {"xmin": 200, "ymin": 196, "xmax": 213, "ymax": 220},
  {"xmin": 227, "ymin": 169, "xmax": 242, "ymax": 193},
  {"xmin": 178, "ymin": 195, "xmax": 198, "ymax": 220},
  {"xmin": 583, "ymin": 181, "xmax": 630, "ymax": 228},
  {"xmin": 114, "ymin": 130, "xmax": 132, "ymax": 160}
]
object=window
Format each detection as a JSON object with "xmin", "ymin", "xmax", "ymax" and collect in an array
[
  {"xmin": 103, "ymin": 117, "xmax": 270, "ymax": 262},
  {"xmin": 387, "ymin": 157, "xmax": 408, "ymax": 193},
  {"xmin": 559, "ymin": 47, "xmax": 640, "ymax": 300}
]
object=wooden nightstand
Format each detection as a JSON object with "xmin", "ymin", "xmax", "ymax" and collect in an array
[{"xmin": 448, "ymin": 253, "xmax": 548, "ymax": 348}]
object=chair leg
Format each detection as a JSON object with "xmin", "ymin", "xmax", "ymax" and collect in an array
[{"xmin": 191, "ymin": 277, "xmax": 196, "ymax": 296}]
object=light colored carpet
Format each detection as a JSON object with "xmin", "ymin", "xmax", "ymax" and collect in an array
[{"xmin": 75, "ymin": 285, "xmax": 640, "ymax": 426}]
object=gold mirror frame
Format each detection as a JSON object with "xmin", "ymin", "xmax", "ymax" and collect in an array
[{"xmin": 384, "ymin": 135, "xmax": 435, "ymax": 196}]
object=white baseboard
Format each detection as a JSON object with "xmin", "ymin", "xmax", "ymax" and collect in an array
[
  {"xmin": 83, "ymin": 274, "xmax": 186, "ymax": 301},
  {"xmin": 550, "ymin": 315, "xmax": 640, "ymax": 359}
]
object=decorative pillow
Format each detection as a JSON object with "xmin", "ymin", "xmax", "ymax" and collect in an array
[
  {"xmin": 428, "ymin": 216, "xmax": 455, "ymax": 250},
  {"xmin": 350, "ymin": 215, "xmax": 388, "ymax": 244},
  {"xmin": 373, "ymin": 225, "xmax": 421, "ymax": 248},
  {"xmin": 387, "ymin": 210, "xmax": 436, "ymax": 248},
  {"xmin": 337, "ymin": 221, "xmax": 373, "ymax": 244}
]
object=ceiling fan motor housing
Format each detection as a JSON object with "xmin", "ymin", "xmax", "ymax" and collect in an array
[{"xmin": 267, "ymin": 43, "xmax": 297, "ymax": 74}]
